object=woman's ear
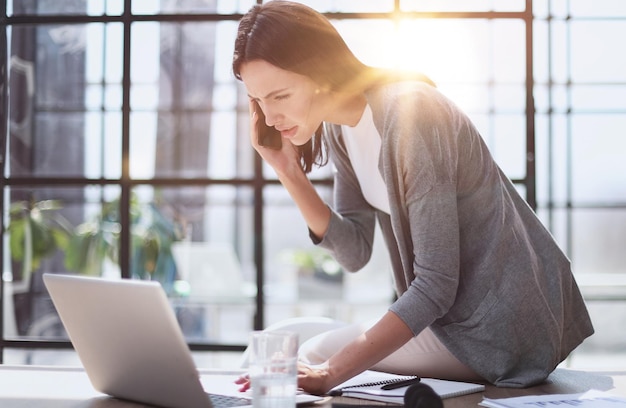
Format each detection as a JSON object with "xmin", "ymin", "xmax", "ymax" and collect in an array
[{"xmin": 314, "ymin": 83, "xmax": 332, "ymax": 95}]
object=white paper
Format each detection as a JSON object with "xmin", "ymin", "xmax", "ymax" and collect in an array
[
  {"xmin": 329, "ymin": 370, "xmax": 484, "ymax": 403},
  {"xmin": 480, "ymin": 389, "xmax": 626, "ymax": 408}
]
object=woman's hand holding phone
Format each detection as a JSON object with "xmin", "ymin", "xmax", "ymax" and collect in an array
[
  {"xmin": 249, "ymin": 100, "xmax": 300, "ymax": 176},
  {"xmin": 253, "ymin": 100, "xmax": 282, "ymax": 150}
]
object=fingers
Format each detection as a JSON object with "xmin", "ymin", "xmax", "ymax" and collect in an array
[
  {"xmin": 248, "ymin": 100, "xmax": 262, "ymax": 149},
  {"xmin": 234, "ymin": 374, "xmax": 251, "ymax": 392},
  {"xmin": 237, "ymin": 381, "xmax": 251, "ymax": 392},
  {"xmin": 297, "ymin": 362, "xmax": 311, "ymax": 376},
  {"xmin": 234, "ymin": 374, "xmax": 249, "ymax": 384}
]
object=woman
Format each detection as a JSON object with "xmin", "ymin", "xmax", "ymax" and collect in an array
[{"xmin": 232, "ymin": 0, "xmax": 593, "ymax": 395}]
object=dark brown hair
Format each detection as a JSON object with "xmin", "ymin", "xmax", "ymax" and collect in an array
[{"xmin": 233, "ymin": 1, "xmax": 433, "ymax": 172}]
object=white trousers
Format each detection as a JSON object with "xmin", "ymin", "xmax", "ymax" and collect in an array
[{"xmin": 298, "ymin": 318, "xmax": 482, "ymax": 382}]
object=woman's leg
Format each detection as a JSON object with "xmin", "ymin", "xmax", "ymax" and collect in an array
[{"xmin": 298, "ymin": 319, "xmax": 482, "ymax": 382}]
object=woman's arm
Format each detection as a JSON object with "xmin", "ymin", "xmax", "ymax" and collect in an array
[
  {"xmin": 298, "ymin": 311, "xmax": 414, "ymax": 394},
  {"xmin": 317, "ymin": 124, "xmax": 378, "ymax": 271}
]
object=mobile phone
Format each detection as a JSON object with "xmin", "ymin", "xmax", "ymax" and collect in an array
[{"xmin": 254, "ymin": 101, "xmax": 282, "ymax": 150}]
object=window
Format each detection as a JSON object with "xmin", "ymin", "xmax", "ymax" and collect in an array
[{"xmin": 2, "ymin": 0, "xmax": 624, "ymax": 368}]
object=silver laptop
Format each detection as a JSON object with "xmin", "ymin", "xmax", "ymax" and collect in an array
[{"xmin": 43, "ymin": 273, "xmax": 322, "ymax": 408}]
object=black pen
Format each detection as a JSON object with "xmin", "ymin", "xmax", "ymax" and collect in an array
[{"xmin": 380, "ymin": 377, "xmax": 421, "ymax": 390}]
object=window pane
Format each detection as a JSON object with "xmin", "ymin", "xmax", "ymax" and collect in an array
[
  {"xmin": 331, "ymin": 19, "xmax": 395, "ymax": 69},
  {"xmin": 490, "ymin": 114, "xmax": 527, "ymax": 180},
  {"xmin": 131, "ymin": 22, "xmax": 217, "ymax": 111},
  {"xmin": 264, "ymin": 185, "xmax": 317, "ymax": 308},
  {"xmin": 571, "ymin": 21, "xmax": 626, "ymax": 83},
  {"xmin": 535, "ymin": 113, "xmax": 560, "ymax": 207},
  {"xmin": 571, "ymin": 209, "xmax": 626, "ymax": 275},
  {"xmin": 534, "ymin": 84, "xmax": 570, "ymax": 114},
  {"xmin": 546, "ymin": 20, "xmax": 569, "ymax": 84},
  {"xmin": 263, "ymin": 185, "xmax": 393, "ymax": 326},
  {"xmin": 533, "ymin": 20, "xmax": 550, "ymax": 82},
  {"xmin": 400, "ymin": 0, "xmax": 525, "ymax": 12},
  {"xmin": 541, "ymin": 112, "xmax": 569, "ymax": 206},
  {"xmin": 132, "ymin": 0, "xmax": 256, "ymax": 15},
  {"xmin": 3, "ymin": 349, "xmax": 81, "ymax": 366},
  {"xmin": 336, "ymin": 19, "xmax": 506, "ymax": 84},
  {"xmin": 570, "ymin": 0, "xmax": 626, "ymax": 17},
  {"xmin": 441, "ymin": 85, "xmax": 491, "ymax": 113},
  {"xmin": 571, "ymin": 114, "xmax": 626, "ymax": 203},
  {"xmin": 3, "ymin": 182, "xmax": 254, "ymax": 344},
  {"xmin": 129, "ymin": 21, "xmax": 254, "ymax": 179},
  {"xmin": 4, "ymin": 185, "xmax": 121, "ymax": 340},
  {"xmin": 471, "ymin": 113, "xmax": 527, "ymax": 181},
  {"xmin": 491, "ymin": 20, "xmax": 526, "ymax": 83},
  {"xmin": 296, "ymin": 0, "xmax": 394, "ymax": 12},
  {"xmin": 131, "ymin": 184, "xmax": 255, "ymax": 280},
  {"xmin": 8, "ymin": 0, "xmax": 123, "ymax": 16},
  {"xmin": 492, "ymin": 84, "xmax": 527, "ymax": 112},
  {"xmin": 571, "ymin": 85, "xmax": 626, "ymax": 111},
  {"xmin": 130, "ymin": 184, "xmax": 255, "ymax": 343},
  {"xmin": 8, "ymin": 23, "xmax": 123, "ymax": 178}
]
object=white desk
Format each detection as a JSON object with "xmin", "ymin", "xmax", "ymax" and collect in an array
[
  {"xmin": 1, "ymin": 365, "xmax": 626, "ymax": 407},
  {"xmin": 0, "ymin": 365, "xmax": 250, "ymax": 408},
  {"xmin": 0, "ymin": 365, "xmax": 120, "ymax": 407}
]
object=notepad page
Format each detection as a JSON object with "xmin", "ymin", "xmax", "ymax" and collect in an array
[
  {"xmin": 332, "ymin": 370, "xmax": 415, "ymax": 390},
  {"xmin": 331, "ymin": 370, "xmax": 485, "ymax": 403}
]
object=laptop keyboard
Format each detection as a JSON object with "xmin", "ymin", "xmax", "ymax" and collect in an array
[{"xmin": 207, "ymin": 393, "xmax": 251, "ymax": 407}]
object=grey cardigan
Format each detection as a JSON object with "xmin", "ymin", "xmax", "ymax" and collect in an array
[{"xmin": 315, "ymin": 81, "xmax": 593, "ymax": 387}]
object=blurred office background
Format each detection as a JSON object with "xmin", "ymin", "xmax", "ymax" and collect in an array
[{"xmin": 1, "ymin": 0, "xmax": 624, "ymax": 370}]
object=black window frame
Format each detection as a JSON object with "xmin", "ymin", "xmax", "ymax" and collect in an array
[{"xmin": 0, "ymin": 0, "xmax": 537, "ymax": 361}]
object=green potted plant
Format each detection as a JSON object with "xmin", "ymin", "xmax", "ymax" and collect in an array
[
  {"xmin": 6, "ymin": 198, "xmax": 73, "ymax": 336},
  {"xmin": 64, "ymin": 193, "xmax": 184, "ymax": 293},
  {"xmin": 7, "ymin": 198, "xmax": 72, "ymax": 284}
]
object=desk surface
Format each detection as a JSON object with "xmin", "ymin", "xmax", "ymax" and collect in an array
[{"xmin": 0, "ymin": 365, "xmax": 625, "ymax": 407}]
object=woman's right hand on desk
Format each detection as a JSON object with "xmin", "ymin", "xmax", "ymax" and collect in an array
[
  {"xmin": 235, "ymin": 362, "xmax": 333, "ymax": 396},
  {"xmin": 234, "ymin": 373, "xmax": 251, "ymax": 392},
  {"xmin": 297, "ymin": 361, "xmax": 333, "ymax": 395}
]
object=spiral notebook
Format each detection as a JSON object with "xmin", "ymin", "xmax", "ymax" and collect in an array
[{"xmin": 330, "ymin": 370, "xmax": 485, "ymax": 404}]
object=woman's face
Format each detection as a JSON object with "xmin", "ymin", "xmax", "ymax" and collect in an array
[{"xmin": 239, "ymin": 59, "xmax": 328, "ymax": 146}]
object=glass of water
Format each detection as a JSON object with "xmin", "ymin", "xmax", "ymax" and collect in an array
[{"xmin": 248, "ymin": 330, "xmax": 299, "ymax": 408}]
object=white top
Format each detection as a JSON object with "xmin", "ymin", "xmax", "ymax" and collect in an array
[{"xmin": 341, "ymin": 104, "xmax": 391, "ymax": 214}]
